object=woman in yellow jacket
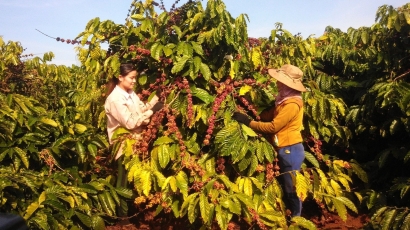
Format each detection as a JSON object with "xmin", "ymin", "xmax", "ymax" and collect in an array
[{"xmin": 233, "ymin": 64, "xmax": 307, "ymax": 217}]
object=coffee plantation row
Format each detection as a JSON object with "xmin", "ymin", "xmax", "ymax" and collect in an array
[{"xmin": 1, "ymin": 1, "xmax": 410, "ymax": 229}]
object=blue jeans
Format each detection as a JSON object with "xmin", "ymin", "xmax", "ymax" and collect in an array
[{"xmin": 277, "ymin": 143, "xmax": 305, "ymax": 216}]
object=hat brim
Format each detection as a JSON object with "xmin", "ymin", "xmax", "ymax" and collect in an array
[{"xmin": 268, "ymin": 69, "xmax": 307, "ymax": 92}]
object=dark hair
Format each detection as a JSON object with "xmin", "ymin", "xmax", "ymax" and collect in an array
[{"xmin": 106, "ymin": 63, "xmax": 136, "ymax": 96}]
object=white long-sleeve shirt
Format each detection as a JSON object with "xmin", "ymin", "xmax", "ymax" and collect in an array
[{"xmin": 104, "ymin": 86, "xmax": 158, "ymax": 143}]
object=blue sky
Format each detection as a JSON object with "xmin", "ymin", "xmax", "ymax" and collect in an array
[{"xmin": 1, "ymin": 0, "xmax": 408, "ymax": 66}]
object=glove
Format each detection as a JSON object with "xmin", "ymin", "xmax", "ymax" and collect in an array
[
  {"xmin": 155, "ymin": 87, "xmax": 162, "ymax": 98},
  {"xmin": 232, "ymin": 112, "xmax": 251, "ymax": 126},
  {"xmin": 151, "ymin": 102, "xmax": 164, "ymax": 113}
]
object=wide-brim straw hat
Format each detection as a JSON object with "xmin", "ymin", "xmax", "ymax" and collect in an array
[{"xmin": 267, "ymin": 64, "xmax": 307, "ymax": 92}]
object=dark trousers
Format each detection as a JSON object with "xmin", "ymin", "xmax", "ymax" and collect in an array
[{"xmin": 277, "ymin": 143, "xmax": 305, "ymax": 216}]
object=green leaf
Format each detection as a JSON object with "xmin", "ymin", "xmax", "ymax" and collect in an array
[
  {"xmin": 188, "ymin": 196, "xmax": 199, "ymax": 224},
  {"xmin": 75, "ymin": 211, "xmax": 92, "ymax": 228},
  {"xmin": 23, "ymin": 201, "xmax": 39, "ymax": 220},
  {"xmin": 131, "ymin": 14, "xmax": 145, "ymax": 21},
  {"xmin": 172, "ymin": 200, "xmax": 180, "ymax": 218},
  {"xmin": 243, "ymin": 178, "xmax": 253, "ymax": 196},
  {"xmin": 91, "ymin": 215, "xmax": 106, "ymax": 230},
  {"xmin": 361, "ymin": 30, "xmax": 369, "ymax": 44},
  {"xmin": 163, "ymin": 46, "xmax": 173, "ymax": 57},
  {"xmin": 103, "ymin": 191, "xmax": 117, "ymax": 216},
  {"xmin": 240, "ymin": 124, "xmax": 257, "ymax": 137},
  {"xmin": 227, "ymin": 198, "xmax": 241, "ymax": 215},
  {"xmin": 114, "ymin": 188, "xmax": 133, "ymax": 199},
  {"xmin": 199, "ymin": 193, "xmax": 210, "ymax": 223},
  {"xmin": 304, "ymin": 151, "xmax": 319, "ymax": 168},
  {"xmin": 169, "ymin": 176, "xmax": 177, "ymax": 192},
  {"xmin": 141, "ymin": 170, "xmax": 152, "ymax": 196},
  {"xmin": 53, "ymin": 135, "xmax": 74, "ymax": 147},
  {"xmin": 199, "ymin": 62, "xmax": 211, "ymax": 80},
  {"xmin": 402, "ymin": 212, "xmax": 410, "ymax": 230},
  {"xmin": 180, "ymin": 193, "xmax": 198, "ymax": 217},
  {"xmin": 215, "ymin": 205, "xmax": 228, "ymax": 230},
  {"xmin": 154, "ymin": 136, "xmax": 174, "ymax": 146},
  {"xmin": 291, "ymin": 216, "xmax": 317, "ymax": 230},
  {"xmin": 381, "ymin": 209, "xmax": 397, "ymax": 230},
  {"xmin": 379, "ymin": 149, "xmax": 390, "ymax": 168},
  {"xmin": 87, "ymin": 143, "xmax": 97, "ymax": 157},
  {"xmin": 13, "ymin": 147, "xmax": 29, "ymax": 168},
  {"xmin": 176, "ymin": 171, "xmax": 188, "ymax": 198},
  {"xmin": 172, "ymin": 25, "xmax": 182, "ymax": 39},
  {"xmin": 40, "ymin": 117, "xmax": 58, "ymax": 127},
  {"xmin": 74, "ymin": 123, "xmax": 87, "ymax": 134},
  {"xmin": 158, "ymin": 144, "xmax": 170, "ymax": 168},
  {"xmin": 171, "ymin": 56, "xmax": 190, "ymax": 74},
  {"xmin": 191, "ymin": 41, "xmax": 204, "ymax": 55},
  {"xmin": 76, "ymin": 142, "xmax": 86, "ymax": 162},
  {"xmin": 334, "ymin": 197, "xmax": 357, "ymax": 213},
  {"xmin": 333, "ymin": 198, "xmax": 347, "ymax": 221},
  {"xmin": 239, "ymin": 85, "xmax": 252, "ymax": 96},
  {"xmin": 97, "ymin": 193, "xmax": 113, "ymax": 216},
  {"xmin": 295, "ymin": 171, "xmax": 309, "ymax": 201},
  {"xmin": 262, "ymin": 141, "xmax": 274, "ymax": 162},
  {"xmin": 138, "ymin": 73, "xmax": 147, "ymax": 85},
  {"xmin": 191, "ymin": 87, "xmax": 214, "ymax": 104},
  {"xmin": 151, "ymin": 43, "xmax": 164, "ymax": 61},
  {"xmin": 31, "ymin": 215, "xmax": 49, "ymax": 230},
  {"xmin": 350, "ymin": 161, "xmax": 368, "ymax": 183}
]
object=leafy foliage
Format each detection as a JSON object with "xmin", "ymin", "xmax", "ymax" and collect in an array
[{"xmin": 2, "ymin": 0, "xmax": 410, "ymax": 229}]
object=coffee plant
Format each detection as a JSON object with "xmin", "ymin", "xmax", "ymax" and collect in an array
[
  {"xmin": 72, "ymin": 0, "xmax": 369, "ymax": 229},
  {"xmin": 2, "ymin": 0, "xmax": 410, "ymax": 229}
]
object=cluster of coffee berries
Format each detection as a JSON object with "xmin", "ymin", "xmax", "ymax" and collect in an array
[
  {"xmin": 236, "ymin": 95, "xmax": 260, "ymax": 121},
  {"xmin": 235, "ymin": 53, "xmax": 242, "ymax": 60},
  {"xmin": 212, "ymin": 181, "xmax": 225, "ymax": 190},
  {"xmin": 165, "ymin": 108, "xmax": 187, "ymax": 157},
  {"xmin": 90, "ymin": 155, "xmax": 113, "ymax": 176},
  {"xmin": 233, "ymin": 77, "xmax": 273, "ymax": 90},
  {"xmin": 129, "ymin": 45, "xmax": 151, "ymax": 61},
  {"xmin": 203, "ymin": 78, "xmax": 234, "ymax": 145},
  {"xmin": 175, "ymin": 78, "xmax": 193, "ymax": 126},
  {"xmin": 248, "ymin": 37, "xmax": 262, "ymax": 48},
  {"xmin": 159, "ymin": 57, "xmax": 173, "ymax": 66},
  {"xmin": 265, "ymin": 160, "xmax": 280, "ymax": 184},
  {"xmin": 154, "ymin": 0, "xmax": 167, "ymax": 11},
  {"xmin": 265, "ymin": 163, "xmax": 274, "ymax": 183},
  {"xmin": 249, "ymin": 208, "xmax": 268, "ymax": 230},
  {"xmin": 134, "ymin": 109, "xmax": 166, "ymax": 156},
  {"xmin": 20, "ymin": 53, "xmax": 34, "ymax": 58},
  {"xmin": 305, "ymin": 136, "xmax": 323, "ymax": 161},
  {"xmin": 182, "ymin": 156, "xmax": 205, "ymax": 177},
  {"xmin": 56, "ymin": 37, "xmax": 89, "ymax": 45},
  {"xmin": 39, "ymin": 149, "xmax": 56, "ymax": 173},
  {"xmin": 134, "ymin": 192, "xmax": 163, "ymax": 211},
  {"xmin": 216, "ymin": 157, "xmax": 225, "ymax": 174},
  {"xmin": 191, "ymin": 181, "xmax": 205, "ymax": 192},
  {"xmin": 343, "ymin": 161, "xmax": 351, "ymax": 169},
  {"xmin": 255, "ymin": 164, "xmax": 265, "ymax": 173}
]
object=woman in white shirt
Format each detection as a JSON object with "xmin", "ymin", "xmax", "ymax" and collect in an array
[{"xmin": 104, "ymin": 63, "xmax": 163, "ymax": 219}]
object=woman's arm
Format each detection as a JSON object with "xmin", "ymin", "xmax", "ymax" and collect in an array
[
  {"xmin": 249, "ymin": 103, "xmax": 300, "ymax": 134},
  {"xmin": 140, "ymin": 95, "xmax": 159, "ymax": 112},
  {"xmin": 107, "ymin": 100, "xmax": 154, "ymax": 129}
]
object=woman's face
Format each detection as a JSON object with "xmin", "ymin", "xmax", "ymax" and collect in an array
[
  {"xmin": 118, "ymin": 70, "xmax": 137, "ymax": 92},
  {"xmin": 276, "ymin": 81, "xmax": 286, "ymax": 92}
]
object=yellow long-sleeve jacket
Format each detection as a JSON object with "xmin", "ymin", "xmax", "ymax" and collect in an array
[{"xmin": 249, "ymin": 98, "xmax": 304, "ymax": 148}]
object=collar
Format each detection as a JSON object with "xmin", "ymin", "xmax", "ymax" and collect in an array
[{"xmin": 114, "ymin": 85, "xmax": 133, "ymax": 99}]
